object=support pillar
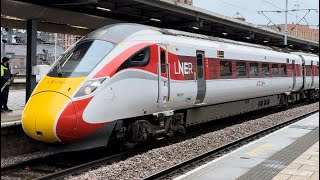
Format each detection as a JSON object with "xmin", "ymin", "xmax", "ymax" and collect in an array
[{"xmin": 26, "ymin": 19, "xmax": 37, "ymax": 103}]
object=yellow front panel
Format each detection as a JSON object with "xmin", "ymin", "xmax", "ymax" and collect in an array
[
  {"xmin": 22, "ymin": 92, "xmax": 70, "ymax": 142},
  {"xmin": 33, "ymin": 76, "xmax": 86, "ymax": 97},
  {"xmin": 22, "ymin": 76, "xmax": 85, "ymax": 143}
]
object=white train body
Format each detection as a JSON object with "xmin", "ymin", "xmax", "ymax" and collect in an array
[{"xmin": 22, "ymin": 24, "xmax": 319, "ymax": 150}]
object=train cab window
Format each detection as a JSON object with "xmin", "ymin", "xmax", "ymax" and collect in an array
[
  {"xmin": 131, "ymin": 48, "xmax": 150, "ymax": 63},
  {"xmin": 249, "ymin": 63, "xmax": 259, "ymax": 77},
  {"xmin": 262, "ymin": 63, "xmax": 270, "ymax": 77},
  {"xmin": 281, "ymin": 64, "xmax": 287, "ymax": 76},
  {"xmin": 118, "ymin": 46, "xmax": 151, "ymax": 71},
  {"xmin": 220, "ymin": 61, "xmax": 232, "ymax": 77},
  {"xmin": 161, "ymin": 51, "xmax": 166, "ymax": 73},
  {"xmin": 236, "ymin": 62, "xmax": 247, "ymax": 77},
  {"xmin": 272, "ymin": 64, "xmax": 279, "ymax": 76},
  {"xmin": 48, "ymin": 40, "xmax": 114, "ymax": 77}
]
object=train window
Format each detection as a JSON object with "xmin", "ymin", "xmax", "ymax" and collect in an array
[
  {"xmin": 236, "ymin": 62, "xmax": 246, "ymax": 77},
  {"xmin": 131, "ymin": 48, "xmax": 149, "ymax": 62},
  {"xmin": 161, "ymin": 51, "xmax": 166, "ymax": 73},
  {"xmin": 281, "ymin": 64, "xmax": 287, "ymax": 76},
  {"xmin": 197, "ymin": 53, "xmax": 204, "ymax": 79},
  {"xmin": 118, "ymin": 46, "xmax": 151, "ymax": 71},
  {"xmin": 249, "ymin": 63, "xmax": 259, "ymax": 77},
  {"xmin": 47, "ymin": 40, "xmax": 114, "ymax": 77},
  {"xmin": 262, "ymin": 63, "xmax": 270, "ymax": 77},
  {"xmin": 306, "ymin": 66, "xmax": 312, "ymax": 76},
  {"xmin": 220, "ymin": 61, "xmax": 232, "ymax": 77},
  {"xmin": 272, "ymin": 64, "xmax": 279, "ymax": 76}
]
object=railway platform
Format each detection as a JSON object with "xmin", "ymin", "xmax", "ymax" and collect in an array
[
  {"xmin": 174, "ymin": 113, "xmax": 319, "ymax": 180},
  {"xmin": 1, "ymin": 89, "xmax": 25, "ymax": 127}
]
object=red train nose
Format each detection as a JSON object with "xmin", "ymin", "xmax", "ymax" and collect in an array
[
  {"xmin": 56, "ymin": 102, "xmax": 78, "ymax": 143},
  {"xmin": 56, "ymin": 97, "xmax": 108, "ymax": 144}
]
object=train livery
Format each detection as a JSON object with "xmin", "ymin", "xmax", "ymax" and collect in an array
[{"xmin": 22, "ymin": 24, "xmax": 319, "ymax": 151}]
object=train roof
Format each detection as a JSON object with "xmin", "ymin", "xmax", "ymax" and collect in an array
[
  {"xmin": 84, "ymin": 23, "xmax": 273, "ymax": 50},
  {"xmin": 83, "ymin": 23, "xmax": 150, "ymax": 44},
  {"xmin": 83, "ymin": 23, "xmax": 318, "ymax": 57}
]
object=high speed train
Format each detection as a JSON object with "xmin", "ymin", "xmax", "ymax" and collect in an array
[{"xmin": 22, "ymin": 23, "xmax": 319, "ymax": 151}]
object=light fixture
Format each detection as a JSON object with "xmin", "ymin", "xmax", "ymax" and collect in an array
[
  {"xmin": 246, "ymin": 33, "xmax": 254, "ymax": 40},
  {"xmin": 69, "ymin": 25, "xmax": 89, "ymax": 29},
  {"xmin": 1, "ymin": 15, "xmax": 26, "ymax": 21},
  {"xmin": 263, "ymin": 40, "xmax": 268, "ymax": 43},
  {"xmin": 96, "ymin": 7, "xmax": 111, "ymax": 12},
  {"xmin": 150, "ymin": 18, "xmax": 161, "ymax": 22},
  {"xmin": 222, "ymin": 32, "xmax": 228, "ymax": 36},
  {"xmin": 192, "ymin": 27, "xmax": 199, "ymax": 30}
]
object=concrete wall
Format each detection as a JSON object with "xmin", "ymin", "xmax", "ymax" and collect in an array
[{"xmin": 1, "ymin": 125, "xmax": 47, "ymax": 158}]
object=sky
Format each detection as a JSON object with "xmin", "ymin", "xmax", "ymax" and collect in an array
[{"xmin": 193, "ymin": 0, "xmax": 319, "ymax": 28}]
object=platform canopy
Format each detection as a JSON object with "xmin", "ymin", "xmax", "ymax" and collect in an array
[{"xmin": 1, "ymin": 0, "xmax": 319, "ymax": 53}]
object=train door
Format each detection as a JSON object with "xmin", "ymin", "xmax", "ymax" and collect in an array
[
  {"xmin": 292, "ymin": 60, "xmax": 296, "ymax": 90},
  {"xmin": 195, "ymin": 51, "xmax": 206, "ymax": 105},
  {"xmin": 299, "ymin": 55, "xmax": 306, "ymax": 90},
  {"xmin": 157, "ymin": 44, "xmax": 170, "ymax": 108},
  {"xmin": 311, "ymin": 61, "xmax": 314, "ymax": 88}
]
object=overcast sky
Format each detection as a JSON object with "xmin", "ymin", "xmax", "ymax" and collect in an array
[{"xmin": 193, "ymin": 0, "xmax": 319, "ymax": 28}]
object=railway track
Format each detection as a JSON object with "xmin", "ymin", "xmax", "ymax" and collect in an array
[
  {"xmin": 1, "ymin": 102, "xmax": 318, "ymax": 180},
  {"xmin": 142, "ymin": 110, "xmax": 319, "ymax": 180}
]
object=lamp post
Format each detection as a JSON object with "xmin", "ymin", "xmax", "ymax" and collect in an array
[
  {"xmin": 284, "ymin": 0, "xmax": 288, "ymax": 45},
  {"xmin": 54, "ymin": 33, "xmax": 57, "ymax": 62},
  {"xmin": 294, "ymin": 1, "xmax": 300, "ymax": 37}
]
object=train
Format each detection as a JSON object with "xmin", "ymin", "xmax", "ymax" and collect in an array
[{"xmin": 22, "ymin": 23, "xmax": 319, "ymax": 151}]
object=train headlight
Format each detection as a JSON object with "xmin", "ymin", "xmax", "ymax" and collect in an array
[
  {"xmin": 75, "ymin": 78, "xmax": 106, "ymax": 97},
  {"xmin": 84, "ymin": 87, "xmax": 92, "ymax": 95}
]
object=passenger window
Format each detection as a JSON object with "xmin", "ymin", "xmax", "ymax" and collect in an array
[
  {"xmin": 160, "ymin": 51, "xmax": 166, "ymax": 73},
  {"xmin": 272, "ymin": 64, "xmax": 279, "ymax": 76},
  {"xmin": 220, "ymin": 61, "xmax": 232, "ymax": 77},
  {"xmin": 262, "ymin": 63, "xmax": 270, "ymax": 77},
  {"xmin": 250, "ymin": 63, "xmax": 259, "ymax": 77},
  {"xmin": 236, "ymin": 62, "xmax": 246, "ymax": 77},
  {"xmin": 281, "ymin": 64, "xmax": 287, "ymax": 76},
  {"xmin": 117, "ymin": 47, "xmax": 150, "ymax": 71},
  {"xmin": 306, "ymin": 66, "xmax": 312, "ymax": 76}
]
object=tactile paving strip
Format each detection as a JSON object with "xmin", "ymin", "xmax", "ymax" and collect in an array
[{"xmin": 236, "ymin": 128, "xmax": 319, "ymax": 180}]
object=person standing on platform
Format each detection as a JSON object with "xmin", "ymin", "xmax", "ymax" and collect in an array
[{"xmin": 1, "ymin": 57, "xmax": 13, "ymax": 113}]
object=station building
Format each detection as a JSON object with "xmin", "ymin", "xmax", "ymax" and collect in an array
[{"xmin": 269, "ymin": 24, "xmax": 319, "ymax": 42}]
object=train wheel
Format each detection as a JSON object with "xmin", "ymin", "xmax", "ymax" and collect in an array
[
  {"xmin": 281, "ymin": 95, "xmax": 289, "ymax": 110},
  {"xmin": 309, "ymin": 90, "xmax": 317, "ymax": 103}
]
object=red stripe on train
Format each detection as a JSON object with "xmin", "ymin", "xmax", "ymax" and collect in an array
[{"xmin": 93, "ymin": 43, "xmax": 154, "ymax": 79}]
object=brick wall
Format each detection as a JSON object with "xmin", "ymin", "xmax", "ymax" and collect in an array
[
  {"xmin": 269, "ymin": 24, "xmax": 319, "ymax": 42},
  {"xmin": 176, "ymin": 0, "xmax": 193, "ymax": 5}
]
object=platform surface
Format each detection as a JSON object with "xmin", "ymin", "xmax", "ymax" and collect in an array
[
  {"xmin": 1, "ymin": 89, "xmax": 25, "ymax": 126},
  {"xmin": 174, "ymin": 113, "xmax": 319, "ymax": 180},
  {"xmin": 272, "ymin": 142, "xmax": 319, "ymax": 180}
]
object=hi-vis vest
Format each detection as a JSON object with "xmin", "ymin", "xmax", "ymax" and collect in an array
[{"xmin": 1, "ymin": 64, "xmax": 10, "ymax": 80}]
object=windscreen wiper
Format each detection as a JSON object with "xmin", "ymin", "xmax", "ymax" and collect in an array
[{"xmin": 57, "ymin": 62, "xmax": 64, "ymax": 76}]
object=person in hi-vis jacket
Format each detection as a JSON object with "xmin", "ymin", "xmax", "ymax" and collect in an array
[{"xmin": 1, "ymin": 57, "xmax": 13, "ymax": 113}]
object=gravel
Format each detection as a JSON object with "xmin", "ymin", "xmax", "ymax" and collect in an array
[
  {"xmin": 66, "ymin": 103, "xmax": 319, "ymax": 180},
  {"xmin": 1, "ymin": 151, "xmax": 54, "ymax": 168}
]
